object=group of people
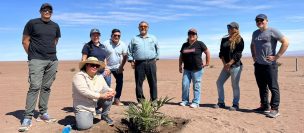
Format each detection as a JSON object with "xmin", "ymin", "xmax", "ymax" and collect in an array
[{"xmin": 18, "ymin": 3, "xmax": 289, "ymax": 132}]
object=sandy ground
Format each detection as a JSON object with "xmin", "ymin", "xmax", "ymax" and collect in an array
[{"xmin": 1, "ymin": 57, "xmax": 304, "ymax": 133}]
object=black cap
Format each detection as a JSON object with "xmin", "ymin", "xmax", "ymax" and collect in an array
[
  {"xmin": 227, "ymin": 22, "xmax": 239, "ymax": 29},
  {"xmin": 40, "ymin": 3, "xmax": 53, "ymax": 11},
  {"xmin": 255, "ymin": 14, "xmax": 267, "ymax": 20}
]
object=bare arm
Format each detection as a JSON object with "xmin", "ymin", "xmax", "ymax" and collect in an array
[
  {"xmin": 54, "ymin": 38, "xmax": 59, "ymax": 45},
  {"xmin": 203, "ymin": 49, "xmax": 210, "ymax": 67},
  {"xmin": 22, "ymin": 35, "xmax": 30, "ymax": 54},
  {"xmin": 266, "ymin": 36, "xmax": 289, "ymax": 61},
  {"xmin": 276, "ymin": 36, "xmax": 289, "ymax": 58},
  {"xmin": 81, "ymin": 54, "xmax": 88, "ymax": 61}
]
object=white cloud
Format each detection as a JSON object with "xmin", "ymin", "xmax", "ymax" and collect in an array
[{"xmin": 286, "ymin": 16, "xmax": 304, "ymax": 22}]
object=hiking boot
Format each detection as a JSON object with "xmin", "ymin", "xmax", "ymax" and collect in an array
[
  {"xmin": 229, "ymin": 104, "xmax": 239, "ymax": 111},
  {"xmin": 114, "ymin": 98, "xmax": 124, "ymax": 106},
  {"xmin": 254, "ymin": 106, "xmax": 270, "ymax": 113},
  {"xmin": 213, "ymin": 103, "xmax": 226, "ymax": 109},
  {"xmin": 101, "ymin": 115, "xmax": 114, "ymax": 126},
  {"xmin": 36, "ymin": 113, "xmax": 57, "ymax": 123},
  {"xmin": 190, "ymin": 103, "xmax": 199, "ymax": 108},
  {"xmin": 18, "ymin": 118, "xmax": 32, "ymax": 132},
  {"xmin": 179, "ymin": 101, "xmax": 190, "ymax": 106},
  {"xmin": 266, "ymin": 110, "xmax": 280, "ymax": 118}
]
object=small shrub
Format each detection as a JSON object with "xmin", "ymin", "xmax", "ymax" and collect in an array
[
  {"xmin": 209, "ymin": 65, "xmax": 214, "ymax": 68},
  {"xmin": 70, "ymin": 68, "xmax": 76, "ymax": 72},
  {"xmin": 277, "ymin": 62, "xmax": 282, "ymax": 67},
  {"xmin": 125, "ymin": 97, "xmax": 173, "ymax": 132}
]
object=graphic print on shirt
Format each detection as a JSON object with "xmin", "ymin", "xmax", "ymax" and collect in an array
[{"xmin": 183, "ymin": 48, "xmax": 195, "ymax": 54}]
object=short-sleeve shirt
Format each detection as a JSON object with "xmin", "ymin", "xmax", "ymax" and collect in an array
[
  {"xmin": 251, "ymin": 27, "xmax": 284, "ymax": 65},
  {"xmin": 103, "ymin": 39, "xmax": 127, "ymax": 70},
  {"xmin": 23, "ymin": 18, "xmax": 61, "ymax": 61},
  {"xmin": 180, "ymin": 41, "xmax": 208, "ymax": 71},
  {"xmin": 81, "ymin": 42, "xmax": 111, "ymax": 62}
]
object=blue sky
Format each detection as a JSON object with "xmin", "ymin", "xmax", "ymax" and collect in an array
[{"xmin": 1, "ymin": 0, "xmax": 303, "ymax": 61}]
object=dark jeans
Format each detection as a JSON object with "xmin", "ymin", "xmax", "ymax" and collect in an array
[
  {"xmin": 111, "ymin": 70, "xmax": 123, "ymax": 99},
  {"xmin": 254, "ymin": 63, "xmax": 280, "ymax": 110},
  {"xmin": 135, "ymin": 59, "xmax": 157, "ymax": 102}
]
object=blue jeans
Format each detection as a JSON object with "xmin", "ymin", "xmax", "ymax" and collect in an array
[
  {"xmin": 216, "ymin": 65, "xmax": 242, "ymax": 106},
  {"xmin": 181, "ymin": 69, "xmax": 203, "ymax": 104},
  {"xmin": 99, "ymin": 70, "xmax": 111, "ymax": 87}
]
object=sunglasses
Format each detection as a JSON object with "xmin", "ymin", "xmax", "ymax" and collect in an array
[
  {"xmin": 113, "ymin": 34, "xmax": 121, "ymax": 37},
  {"xmin": 41, "ymin": 9, "xmax": 53, "ymax": 13},
  {"xmin": 139, "ymin": 25, "xmax": 148, "ymax": 29},
  {"xmin": 188, "ymin": 31, "xmax": 197, "ymax": 35},
  {"xmin": 255, "ymin": 19, "xmax": 264, "ymax": 23},
  {"xmin": 87, "ymin": 63, "xmax": 100, "ymax": 68}
]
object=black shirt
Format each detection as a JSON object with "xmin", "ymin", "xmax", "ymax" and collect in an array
[
  {"xmin": 219, "ymin": 35, "xmax": 244, "ymax": 67},
  {"xmin": 81, "ymin": 42, "xmax": 109, "ymax": 61},
  {"xmin": 23, "ymin": 18, "xmax": 61, "ymax": 61},
  {"xmin": 180, "ymin": 41, "xmax": 208, "ymax": 71}
]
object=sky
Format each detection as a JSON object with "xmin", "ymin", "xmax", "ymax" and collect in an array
[{"xmin": 0, "ymin": 0, "xmax": 304, "ymax": 61}]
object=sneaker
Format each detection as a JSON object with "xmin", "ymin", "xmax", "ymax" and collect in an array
[
  {"xmin": 229, "ymin": 104, "xmax": 239, "ymax": 111},
  {"xmin": 114, "ymin": 98, "xmax": 124, "ymax": 106},
  {"xmin": 266, "ymin": 110, "xmax": 280, "ymax": 118},
  {"xmin": 213, "ymin": 103, "xmax": 226, "ymax": 109},
  {"xmin": 254, "ymin": 106, "xmax": 270, "ymax": 113},
  {"xmin": 18, "ymin": 118, "xmax": 32, "ymax": 132},
  {"xmin": 179, "ymin": 101, "xmax": 190, "ymax": 106},
  {"xmin": 36, "ymin": 113, "xmax": 57, "ymax": 123},
  {"xmin": 101, "ymin": 115, "xmax": 114, "ymax": 126},
  {"xmin": 190, "ymin": 103, "xmax": 199, "ymax": 108}
]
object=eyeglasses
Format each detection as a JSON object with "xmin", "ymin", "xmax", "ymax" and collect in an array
[
  {"xmin": 139, "ymin": 25, "xmax": 148, "ymax": 29},
  {"xmin": 255, "ymin": 19, "xmax": 264, "ymax": 23},
  {"xmin": 41, "ymin": 9, "xmax": 53, "ymax": 13},
  {"xmin": 113, "ymin": 34, "xmax": 121, "ymax": 37},
  {"xmin": 87, "ymin": 63, "xmax": 100, "ymax": 68},
  {"xmin": 188, "ymin": 31, "xmax": 197, "ymax": 36}
]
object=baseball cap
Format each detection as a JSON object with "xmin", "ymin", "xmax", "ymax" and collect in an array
[
  {"xmin": 40, "ymin": 3, "xmax": 53, "ymax": 11},
  {"xmin": 255, "ymin": 14, "xmax": 267, "ymax": 20},
  {"xmin": 90, "ymin": 28, "xmax": 100, "ymax": 36},
  {"xmin": 227, "ymin": 22, "xmax": 239, "ymax": 29},
  {"xmin": 188, "ymin": 28, "xmax": 198, "ymax": 34}
]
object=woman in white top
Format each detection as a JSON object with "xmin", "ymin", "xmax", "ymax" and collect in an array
[{"xmin": 72, "ymin": 57, "xmax": 116, "ymax": 130}]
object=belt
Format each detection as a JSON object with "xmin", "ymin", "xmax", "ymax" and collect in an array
[{"xmin": 135, "ymin": 58, "xmax": 155, "ymax": 62}]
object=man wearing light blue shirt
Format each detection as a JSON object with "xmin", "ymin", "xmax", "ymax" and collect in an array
[
  {"xmin": 103, "ymin": 29, "xmax": 127, "ymax": 106},
  {"xmin": 128, "ymin": 21, "xmax": 159, "ymax": 102}
]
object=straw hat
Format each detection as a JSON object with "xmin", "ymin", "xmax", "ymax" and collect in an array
[{"xmin": 79, "ymin": 57, "xmax": 105, "ymax": 70}]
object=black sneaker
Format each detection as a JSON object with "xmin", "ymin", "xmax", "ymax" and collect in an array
[
  {"xmin": 266, "ymin": 110, "xmax": 280, "ymax": 118},
  {"xmin": 229, "ymin": 104, "xmax": 239, "ymax": 111},
  {"xmin": 101, "ymin": 115, "xmax": 114, "ymax": 126},
  {"xmin": 254, "ymin": 106, "xmax": 270, "ymax": 113},
  {"xmin": 213, "ymin": 103, "xmax": 225, "ymax": 109}
]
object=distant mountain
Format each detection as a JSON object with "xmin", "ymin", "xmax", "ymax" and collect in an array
[{"xmin": 285, "ymin": 50, "xmax": 304, "ymax": 56}]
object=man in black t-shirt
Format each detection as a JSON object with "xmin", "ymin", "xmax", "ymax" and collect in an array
[{"xmin": 19, "ymin": 3, "xmax": 61, "ymax": 132}]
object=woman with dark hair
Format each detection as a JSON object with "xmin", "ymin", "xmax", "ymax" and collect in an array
[
  {"xmin": 179, "ymin": 28, "xmax": 210, "ymax": 108},
  {"xmin": 73, "ymin": 57, "xmax": 116, "ymax": 130},
  {"xmin": 214, "ymin": 22, "xmax": 244, "ymax": 111}
]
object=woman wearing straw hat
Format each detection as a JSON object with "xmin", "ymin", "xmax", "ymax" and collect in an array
[{"xmin": 72, "ymin": 57, "xmax": 116, "ymax": 130}]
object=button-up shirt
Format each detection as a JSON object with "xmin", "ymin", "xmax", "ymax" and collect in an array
[
  {"xmin": 127, "ymin": 34, "xmax": 159, "ymax": 61},
  {"xmin": 103, "ymin": 39, "xmax": 127, "ymax": 70}
]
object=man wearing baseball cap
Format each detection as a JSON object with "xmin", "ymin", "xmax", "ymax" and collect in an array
[
  {"xmin": 19, "ymin": 3, "xmax": 60, "ymax": 132},
  {"xmin": 250, "ymin": 14, "xmax": 289, "ymax": 118}
]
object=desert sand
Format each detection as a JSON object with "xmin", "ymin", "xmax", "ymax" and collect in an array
[{"xmin": 1, "ymin": 57, "xmax": 304, "ymax": 133}]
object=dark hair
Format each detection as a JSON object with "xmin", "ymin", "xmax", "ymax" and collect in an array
[{"xmin": 111, "ymin": 29, "xmax": 121, "ymax": 36}]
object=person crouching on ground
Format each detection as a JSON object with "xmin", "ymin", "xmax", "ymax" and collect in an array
[{"xmin": 72, "ymin": 57, "xmax": 116, "ymax": 130}]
